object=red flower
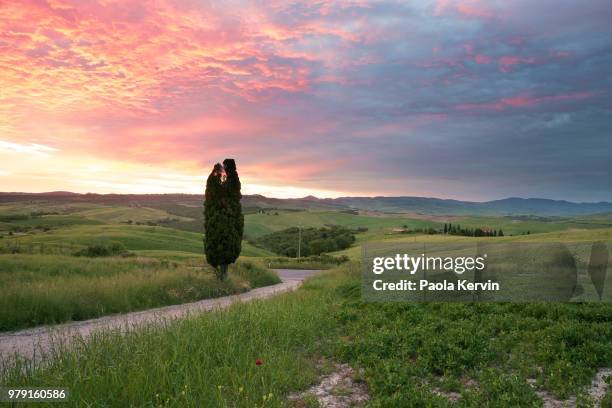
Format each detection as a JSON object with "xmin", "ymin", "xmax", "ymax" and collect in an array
[{"xmin": 255, "ymin": 359, "xmax": 263, "ymax": 366}]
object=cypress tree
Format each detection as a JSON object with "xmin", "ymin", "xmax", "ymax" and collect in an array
[
  {"xmin": 223, "ymin": 158, "xmax": 244, "ymax": 268},
  {"xmin": 204, "ymin": 159, "xmax": 244, "ymax": 280},
  {"xmin": 498, "ymin": 229, "xmax": 504, "ymax": 237}
]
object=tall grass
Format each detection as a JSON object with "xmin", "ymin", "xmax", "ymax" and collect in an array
[
  {"xmin": 0, "ymin": 255, "xmax": 280, "ymax": 331},
  {"xmin": 1, "ymin": 262, "xmax": 610, "ymax": 406},
  {"xmin": 0, "ymin": 266, "xmax": 355, "ymax": 407}
]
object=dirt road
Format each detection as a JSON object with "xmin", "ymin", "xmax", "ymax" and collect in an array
[{"xmin": 0, "ymin": 269, "xmax": 320, "ymax": 364}]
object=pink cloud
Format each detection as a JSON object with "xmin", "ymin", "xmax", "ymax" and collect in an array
[
  {"xmin": 474, "ymin": 54, "xmax": 491, "ymax": 64},
  {"xmin": 0, "ymin": 0, "xmax": 366, "ymax": 177},
  {"xmin": 455, "ymin": 91, "xmax": 595, "ymax": 112},
  {"xmin": 434, "ymin": 0, "xmax": 493, "ymax": 19},
  {"xmin": 0, "ymin": 0, "xmax": 362, "ymax": 122},
  {"xmin": 498, "ymin": 55, "xmax": 537, "ymax": 72}
]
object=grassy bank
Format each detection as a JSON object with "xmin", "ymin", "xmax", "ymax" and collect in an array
[
  {"xmin": 0, "ymin": 255, "xmax": 279, "ymax": 331},
  {"xmin": 2, "ymin": 263, "xmax": 611, "ymax": 406},
  {"xmin": 0, "ymin": 267, "xmax": 352, "ymax": 407}
]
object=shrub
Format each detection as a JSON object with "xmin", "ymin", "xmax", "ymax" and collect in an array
[
  {"xmin": 73, "ymin": 242, "xmax": 129, "ymax": 257},
  {"xmin": 265, "ymin": 254, "xmax": 350, "ymax": 269}
]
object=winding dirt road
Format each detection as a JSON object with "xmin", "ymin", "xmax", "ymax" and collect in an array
[{"xmin": 0, "ymin": 269, "xmax": 320, "ymax": 364}]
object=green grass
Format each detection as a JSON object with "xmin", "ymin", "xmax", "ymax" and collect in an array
[
  {"xmin": 76, "ymin": 206, "xmax": 191, "ymax": 223},
  {"xmin": 2, "ymin": 263, "xmax": 610, "ymax": 406},
  {"xmin": 0, "ymin": 215, "xmax": 103, "ymax": 231},
  {"xmin": 7, "ymin": 224, "xmax": 203, "ymax": 252},
  {"xmin": 0, "ymin": 203, "xmax": 187, "ymax": 224},
  {"xmin": 263, "ymin": 255, "xmax": 349, "ymax": 270},
  {"xmin": 0, "ymin": 201, "xmax": 275, "ymax": 332},
  {"xmin": 0, "ymin": 202, "xmax": 100, "ymax": 215},
  {"xmin": 0, "ymin": 255, "xmax": 279, "ymax": 331},
  {"xmin": 3, "ymin": 201, "xmax": 609, "ymax": 240},
  {"xmin": 245, "ymin": 210, "xmax": 612, "ymax": 240},
  {"xmin": 1, "ymin": 199, "xmax": 611, "ymax": 405},
  {"xmin": 244, "ymin": 210, "xmax": 438, "ymax": 238},
  {"xmin": 0, "ymin": 268, "xmax": 351, "ymax": 407},
  {"xmin": 336, "ymin": 292, "xmax": 612, "ymax": 406},
  {"xmin": 452, "ymin": 214, "xmax": 612, "ymax": 236},
  {"xmin": 331, "ymin": 227, "xmax": 612, "ymax": 260},
  {"xmin": 2, "ymin": 224, "xmax": 272, "ymax": 257}
]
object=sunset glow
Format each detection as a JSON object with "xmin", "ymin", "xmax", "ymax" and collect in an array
[{"xmin": 1, "ymin": 0, "xmax": 610, "ymax": 200}]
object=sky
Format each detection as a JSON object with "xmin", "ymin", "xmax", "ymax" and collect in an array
[{"xmin": 0, "ymin": 0, "xmax": 611, "ymax": 201}]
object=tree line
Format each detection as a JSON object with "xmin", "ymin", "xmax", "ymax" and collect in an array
[{"xmin": 443, "ymin": 223, "xmax": 504, "ymax": 237}]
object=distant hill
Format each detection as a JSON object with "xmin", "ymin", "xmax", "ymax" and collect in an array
[
  {"xmin": 1, "ymin": 192, "xmax": 611, "ymax": 216},
  {"xmin": 314, "ymin": 196, "xmax": 612, "ymax": 216}
]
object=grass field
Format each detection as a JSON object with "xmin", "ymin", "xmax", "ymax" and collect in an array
[
  {"xmin": 76, "ymin": 206, "xmax": 191, "ymax": 223},
  {"xmin": 244, "ymin": 210, "xmax": 439, "ymax": 238},
  {"xmin": 0, "ymin": 255, "xmax": 279, "ymax": 331},
  {"xmin": 1, "ymin": 272, "xmax": 340, "ymax": 407},
  {"xmin": 451, "ymin": 214, "xmax": 612, "ymax": 235},
  {"xmin": 1, "ymin": 198, "xmax": 611, "ymax": 405},
  {"xmin": 1, "ymin": 264, "xmax": 610, "ymax": 406},
  {"xmin": 2, "ymin": 224, "xmax": 272, "ymax": 257},
  {"xmin": 336, "ymin": 271, "xmax": 612, "ymax": 406},
  {"xmin": 245, "ymin": 210, "xmax": 612, "ymax": 239},
  {"xmin": 331, "ymin": 227, "xmax": 612, "ymax": 260},
  {"xmin": 0, "ymin": 201, "xmax": 276, "ymax": 331}
]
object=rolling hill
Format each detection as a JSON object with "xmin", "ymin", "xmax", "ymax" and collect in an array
[{"xmin": 1, "ymin": 192, "xmax": 611, "ymax": 216}]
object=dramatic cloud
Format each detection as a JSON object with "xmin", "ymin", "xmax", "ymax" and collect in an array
[{"xmin": 1, "ymin": 0, "xmax": 610, "ymax": 200}]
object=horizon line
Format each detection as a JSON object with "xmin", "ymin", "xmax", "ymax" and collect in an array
[{"xmin": 1, "ymin": 191, "xmax": 611, "ymax": 206}]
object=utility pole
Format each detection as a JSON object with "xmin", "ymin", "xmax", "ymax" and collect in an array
[{"xmin": 298, "ymin": 225, "xmax": 302, "ymax": 259}]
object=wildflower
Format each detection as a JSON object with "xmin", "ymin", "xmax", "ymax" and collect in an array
[{"xmin": 255, "ymin": 359, "xmax": 263, "ymax": 366}]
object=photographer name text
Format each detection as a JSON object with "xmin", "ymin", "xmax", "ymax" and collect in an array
[{"xmin": 371, "ymin": 253, "xmax": 500, "ymax": 292}]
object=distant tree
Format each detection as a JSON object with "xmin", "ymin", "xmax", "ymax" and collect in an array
[
  {"xmin": 204, "ymin": 159, "xmax": 244, "ymax": 280},
  {"xmin": 443, "ymin": 223, "xmax": 448, "ymax": 234},
  {"xmin": 498, "ymin": 229, "xmax": 504, "ymax": 237}
]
